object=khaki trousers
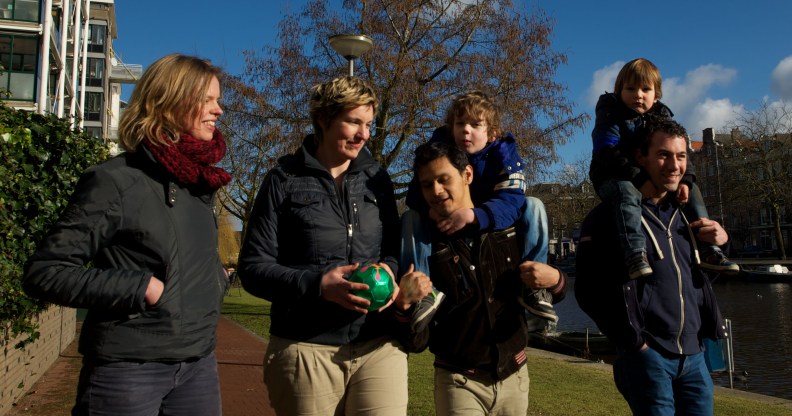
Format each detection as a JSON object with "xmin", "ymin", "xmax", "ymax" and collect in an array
[
  {"xmin": 434, "ymin": 364, "xmax": 530, "ymax": 415},
  {"xmin": 264, "ymin": 335, "xmax": 408, "ymax": 416}
]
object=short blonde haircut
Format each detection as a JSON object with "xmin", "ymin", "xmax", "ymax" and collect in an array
[
  {"xmin": 444, "ymin": 90, "xmax": 502, "ymax": 139},
  {"xmin": 309, "ymin": 76, "xmax": 378, "ymax": 140},
  {"xmin": 118, "ymin": 54, "xmax": 223, "ymax": 151},
  {"xmin": 614, "ymin": 58, "xmax": 663, "ymax": 100}
]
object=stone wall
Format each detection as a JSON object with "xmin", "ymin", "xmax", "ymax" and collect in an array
[{"xmin": 0, "ymin": 306, "xmax": 76, "ymax": 416}]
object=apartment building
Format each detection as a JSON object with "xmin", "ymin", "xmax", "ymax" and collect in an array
[
  {"xmin": 692, "ymin": 127, "xmax": 791, "ymax": 257},
  {"xmin": 0, "ymin": 0, "xmax": 139, "ymax": 147}
]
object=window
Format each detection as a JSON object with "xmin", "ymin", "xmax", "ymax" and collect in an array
[
  {"xmin": 86, "ymin": 57, "xmax": 104, "ymax": 87},
  {"xmin": 0, "ymin": 0, "xmax": 40, "ymax": 21},
  {"xmin": 0, "ymin": 34, "xmax": 38, "ymax": 101},
  {"xmin": 88, "ymin": 24, "xmax": 106, "ymax": 53},
  {"xmin": 85, "ymin": 91, "xmax": 102, "ymax": 122},
  {"xmin": 760, "ymin": 207, "xmax": 770, "ymax": 225},
  {"xmin": 84, "ymin": 126, "xmax": 102, "ymax": 139}
]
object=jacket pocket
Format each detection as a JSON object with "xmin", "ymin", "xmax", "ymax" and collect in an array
[{"xmin": 429, "ymin": 246, "xmax": 474, "ymax": 310}]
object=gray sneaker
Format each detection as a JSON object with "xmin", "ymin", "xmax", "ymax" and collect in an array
[
  {"xmin": 411, "ymin": 289, "xmax": 445, "ymax": 334},
  {"xmin": 518, "ymin": 288, "xmax": 558, "ymax": 322},
  {"xmin": 627, "ymin": 251, "xmax": 653, "ymax": 279}
]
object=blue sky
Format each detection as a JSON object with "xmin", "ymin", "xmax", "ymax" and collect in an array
[{"xmin": 114, "ymin": 0, "xmax": 792, "ymax": 169}]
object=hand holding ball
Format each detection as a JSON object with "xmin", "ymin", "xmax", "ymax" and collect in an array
[{"xmin": 349, "ymin": 263, "xmax": 394, "ymax": 311}]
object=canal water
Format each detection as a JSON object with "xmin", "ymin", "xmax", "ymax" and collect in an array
[{"xmin": 554, "ymin": 279, "xmax": 792, "ymax": 400}]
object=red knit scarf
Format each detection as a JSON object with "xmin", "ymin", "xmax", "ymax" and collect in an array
[{"xmin": 145, "ymin": 129, "xmax": 231, "ymax": 189}]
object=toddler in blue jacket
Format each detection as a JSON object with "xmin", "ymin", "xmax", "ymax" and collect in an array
[
  {"xmin": 402, "ymin": 91, "xmax": 556, "ymax": 330},
  {"xmin": 589, "ymin": 58, "xmax": 738, "ymax": 278}
]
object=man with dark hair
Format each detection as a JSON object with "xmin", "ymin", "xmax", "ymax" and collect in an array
[
  {"xmin": 576, "ymin": 117, "xmax": 730, "ymax": 415},
  {"xmin": 403, "ymin": 141, "xmax": 567, "ymax": 414}
]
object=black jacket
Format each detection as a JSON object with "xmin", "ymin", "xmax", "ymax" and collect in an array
[
  {"xmin": 237, "ymin": 135, "xmax": 400, "ymax": 345},
  {"xmin": 24, "ymin": 149, "xmax": 227, "ymax": 362},
  {"xmin": 575, "ymin": 201, "xmax": 727, "ymax": 354},
  {"xmin": 409, "ymin": 226, "xmax": 566, "ymax": 381}
]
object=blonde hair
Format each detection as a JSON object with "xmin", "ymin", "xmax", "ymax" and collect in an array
[
  {"xmin": 118, "ymin": 54, "xmax": 223, "ymax": 151},
  {"xmin": 309, "ymin": 76, "xmax": 378, "ymax": 140},
  {"xmin": 614, "ymin": 58, "xmax": 663, "ymax": 99},
  {"xmin": 444, "ymin": 90, "xmax": 502, "ymax": 139}
]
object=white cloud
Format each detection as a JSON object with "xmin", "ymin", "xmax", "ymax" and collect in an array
[
  {"xmin": 662, "ymin": 64, "xmax": 737, "ymax": 116},
  {"xmin": 686, "ymin": 98, "xmax": 744, "ymax": 139},
  {"xmin": 584, "ymin": 62, "xmax": 742, "ymax": 139},
  {"xmin": 771, "ymin": 56, "xmax": 792, "ymax": 99},
  {"xmin": 586, "ymin": 61, "xmax": 623, "ymax": 106}
]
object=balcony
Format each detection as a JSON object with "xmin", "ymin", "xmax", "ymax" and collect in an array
[{"xmin": 109, "ymin": 63, "xmax": 142, "ymax": 84}]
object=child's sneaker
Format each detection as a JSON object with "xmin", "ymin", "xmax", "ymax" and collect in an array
[
  {"xmin": 700, "ymin": 249, "xmax": 740, "ymax": 275},
  {"xmin": 627, "ymin": 251, "xmax": 653, "ymax": 279},
  {"xmin": 517, "ymin": 288, "xmax": 558, "ymax": 322},
  {"xmin": 411, "ymin": 289, "xmax": 445, "ymax": 334}
]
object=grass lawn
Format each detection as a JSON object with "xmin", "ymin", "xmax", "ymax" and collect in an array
[{"xmin": 221, "ymin": 289, "xmax": 792, "ymax": 416}]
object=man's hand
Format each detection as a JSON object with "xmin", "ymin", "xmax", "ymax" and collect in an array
[
  {"xmin": 394, "ymin": 264, "xmax": 432, "ymax": 312},
  {"xmin": 436, "ymin": 208, "xmax": 476, "ymax": 235},
  {"xmin": 519, "ymin": 261, "xmax": 561, "ymax": 290},
  {"xmin": 689, "ymin": 218, "xmax": 730, "ymax": 246},
  {"xmin": 320, "ymin": 263, "xmax": 371, "ymax": 314},
  {"xmin": 676, "ymin": 183, "xmax": 690, "ymax": 203}
]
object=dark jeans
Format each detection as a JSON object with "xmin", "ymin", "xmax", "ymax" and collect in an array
[
  {"xmin": 598, "ymin": 179, "xmax": 645, "ymax": 260},
  {"xmin": 73, "ymin": 352, "xmax": 221, "ymax": 416},
  {"xmin": 613, "ymin": 347, "xmax": 713, "ymax": 416}
]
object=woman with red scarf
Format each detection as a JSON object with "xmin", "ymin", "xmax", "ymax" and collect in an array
[{"xmin": 24, "ymin": 54, "xmax": 231, "ymax": 416}]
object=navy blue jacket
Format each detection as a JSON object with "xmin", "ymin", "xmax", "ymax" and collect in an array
[
  {"xmin": 406, "ymin": 126, "xmax": 527, "ymax": 231},
  {"xmin": 575, "ymin": 200, "xmax": 727, "ymax": 354},
  {"xmin": 238, "ymin": 135, "xmax": 400, "ymax": 345}
]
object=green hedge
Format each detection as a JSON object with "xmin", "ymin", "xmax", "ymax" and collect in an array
[{"xmin": 0, "ymin": 103, "xmax": 108, "ymax": 347}]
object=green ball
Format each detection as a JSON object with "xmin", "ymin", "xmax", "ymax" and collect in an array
[{"xmin": 349, "ymin": 263, "xmax": 394, "ymax": 311}]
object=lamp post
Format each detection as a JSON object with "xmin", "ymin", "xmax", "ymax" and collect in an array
[{"xmin": 329, "ymin": 34, "xmax": 373, "ymax": 76}]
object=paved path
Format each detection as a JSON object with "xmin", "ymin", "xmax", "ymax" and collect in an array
[{"xmin": 7, "ymin": 316, "xmax": 276, "ymax": 416}]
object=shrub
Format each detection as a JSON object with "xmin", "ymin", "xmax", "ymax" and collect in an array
[{"xmin": 0, "ymin": 103, "xmax": 108, "ymax": 347}]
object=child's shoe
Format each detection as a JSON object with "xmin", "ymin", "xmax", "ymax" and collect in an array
[
  {"xmin": 626, "ymin": 251, "xmax": 653, "ymax": 279},
  {"xmin": 410, "ymin": 289, "xmax": 445, "ymax": 334},
  {"xmin": 700, "ymin": 249, "xmax": 740, "ymax": 275},
  {"xmin": 518, "ymin": 288, "xmax": 558, "ymax": 322}
]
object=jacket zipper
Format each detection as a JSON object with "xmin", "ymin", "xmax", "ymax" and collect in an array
[{"xmin": 645, "ymin": 207, "xmax": 686, "ymax": 354}]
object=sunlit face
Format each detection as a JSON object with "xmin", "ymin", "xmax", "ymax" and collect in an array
[
  {"xmin": 452, "ymin": 116, "xmax": 494, "ymax": 154},
  {"xmin": 620, "ymin": 82, "xmax": 658, "ymax": 114},
  {"xmin": 318, "ymin": 104, "xmax": 374, "ymax": 163},
  {"xmin": 417, "ymin": 156, "xmax": 474, "ymax": 218},
  {"xmin": 184, "ymin": 76, "xmax": 223, "ymax": 141},
  {"xmin": 636, "ymin": 131, "xmax": 687, "ymax": 199}
]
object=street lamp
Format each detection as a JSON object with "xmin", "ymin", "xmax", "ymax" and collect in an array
[{"xmin": 329, "ymin": 34, "xmax": 373, "ymax": 76}]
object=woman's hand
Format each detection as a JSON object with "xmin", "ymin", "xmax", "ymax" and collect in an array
[
  {"xmin": 320, "ymin": 263, "xmax": 371, "ymax": 313},
  {"xmin": 145, "ymin": 276, "xmax": 164, "ymax": 306}
]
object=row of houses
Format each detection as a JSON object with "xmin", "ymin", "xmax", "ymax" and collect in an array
[{"xmin": 0, "ymin": 0, "xmax": 137, "ymax": 149}]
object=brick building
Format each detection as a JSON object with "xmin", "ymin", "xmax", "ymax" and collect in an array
[{"xmin": 691, "ymin": 127, "xmax": 791, "ymax": 257}]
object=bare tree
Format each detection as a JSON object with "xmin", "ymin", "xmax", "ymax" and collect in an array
[
  {"xmin": 720, "ymin": 101, "xmax": 792, "ymax": 259},
  {"xmin": 530, "ymin": 153, "xmax": 597, "ymax": 246},
  {"xmin": 218, "ymin": 0, "xmax": 589, "ymax": 231}
]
